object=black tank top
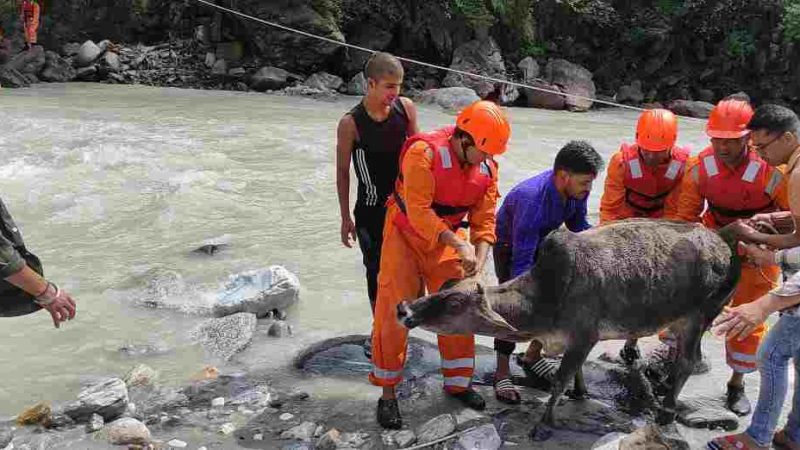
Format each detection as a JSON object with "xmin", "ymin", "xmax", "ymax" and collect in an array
[{"xmin": 349, "ymin": 98, "xmax": 410, "ymax": 221}]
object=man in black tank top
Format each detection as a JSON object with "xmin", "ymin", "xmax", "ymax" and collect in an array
[{"xmin": 336, "ymin": 53, "xmax": 419, "ymax": 315}]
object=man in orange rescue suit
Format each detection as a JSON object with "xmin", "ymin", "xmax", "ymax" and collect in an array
[
  {"xmin": 370, "ymin": 100, "xmax": 510, "ymax": 429},
  {"xmin": 21, "ymin": 0, "xmax": 41, "ymax": 51},
  {"xmin": 670, "ymin": 98, "xmax": 789, "ymax": 415},
  {"xmin": 599, "ymin": 109, "xmax": 692, "ymax": 366}
]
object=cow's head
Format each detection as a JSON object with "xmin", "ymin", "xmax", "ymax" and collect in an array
[{"xmin": 397, "ymin": 283, "xmax": 518, "ymax": 337}]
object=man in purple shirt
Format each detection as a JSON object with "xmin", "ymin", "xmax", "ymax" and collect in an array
[{"xmin": 492, "ymin": 140, "xmax": 604, "ymax": 404}]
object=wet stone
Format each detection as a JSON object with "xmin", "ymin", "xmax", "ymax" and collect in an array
[
  {"xmin": 677, "ymin": 397, "xmax": 740, "ymax": 431},
  {"xmin": 416, "ymin": 414, "xmax": 456, "ymax": 444}
]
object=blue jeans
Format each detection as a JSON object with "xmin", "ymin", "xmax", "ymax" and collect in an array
[{"xmin": 746, "ymin": 314, "xmax": 800, "ymax": 446}]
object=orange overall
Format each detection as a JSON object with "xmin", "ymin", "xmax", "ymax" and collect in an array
[
  {"xmin": 599, "ymin": 143, "xmax": 688, "ymax": 224},
  {"xmin": 21, "ymin": 0, "xmax": 40, "ymax": 46},
  {"xmin": 369, "ymin": 128, "xmax": 498, "ymax": 393},
  {"xmin": 670, "ymin": 146, "xmax": 789, "ymax": 373}
]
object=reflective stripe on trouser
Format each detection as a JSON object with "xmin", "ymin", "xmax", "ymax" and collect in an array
[
  {"xmin": 726, "ymin": 265, "xmax": 776, "ymax": 373},
  {"xmin": 370, "ymin": 205, "xmax": 474, "ymax": 393}
]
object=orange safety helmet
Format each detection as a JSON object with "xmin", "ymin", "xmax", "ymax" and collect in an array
[
  {"xmin": 636, "ymin": 109, "xmax": 678, "ymax": 151},
  {"xmin": 706, "ymin": 99, "xmax": 754, "ymax": 139},
  {"xmin": 455, "ymin": 100, "xmax": 511, "ymax": 156}
]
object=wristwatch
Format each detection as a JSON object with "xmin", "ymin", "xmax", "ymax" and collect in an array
[{"xmin": 34, "ymin": 281, "xmax": 59, "ymax": 306}]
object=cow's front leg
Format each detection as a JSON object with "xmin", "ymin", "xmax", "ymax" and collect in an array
[
  {"xmin": 658, "ymin": 315, "xmax": 704, "ymax": 425},
  {"xmin": 531, "ymin": 336, "xmax": 597, "ymax": 440}
]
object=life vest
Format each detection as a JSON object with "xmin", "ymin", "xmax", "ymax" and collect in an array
[
  {"xmin": 621, "ymin": 143, "xmax": 689, "ymax": 216},
  {"xmin": 391, "ymin": 126, "xmax": 495, "ymax": 235},
  {"xmin": 695, "ymin": 146, "xmax": 783, "ymax": 228}
]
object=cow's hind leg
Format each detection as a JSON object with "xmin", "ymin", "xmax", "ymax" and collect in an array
[
  {"xmin": 530, "ymin": 336, "xmax": 597, "ymax": 441},
  {"xmin": 566, "ymin": 367, "xmax": 588, "ymax": 400},
  {"xmin": 657, "ymin": 314, "xmax": 704, "ymax": 425}
]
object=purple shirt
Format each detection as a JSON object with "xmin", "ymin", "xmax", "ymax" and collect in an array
[{"xmin": 496, "ymin": 169, "xmax": 591, "ymax": 278}]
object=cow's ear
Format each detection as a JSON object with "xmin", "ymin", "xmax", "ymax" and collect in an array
[{"xmin": 486, "ymin": 308, "xmax": 517, "ymax": 333}]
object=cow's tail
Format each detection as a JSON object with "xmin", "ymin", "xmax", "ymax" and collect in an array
[{"xmin": 706, "ymin": 224, "xmax": 744, "ymax": 327}]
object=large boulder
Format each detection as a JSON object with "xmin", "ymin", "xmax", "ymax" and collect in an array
[
  {"xmin": 544, "ymin": 59, "xmax": 596, "ymax": 111},
  {"xmin": 211, "ymin": 59, "xmax": 228, "ymax": 75},
  {"xmin": 237, "ymin": 0, "xmax": 344, "ymax": 73},
  {"xmin": 64, "ymin": 378, "xmax": 129, "ymax": 422},
  {"xmin": 442, "ymin": 37, "xmax": 506, "ymax": 98},
  {"xmin": 667, "ymin": 99, "xmax": 714, "ymax": 118},
  {"xmin": 61, "ymin": 42, "xmax": 81, "ymax": 57},
  {"xmin": 102, "ymin": 52, "xmax": 121, "ymax": 72},
  {"xmin": 39, "ymin": 51, "xmax": 76, "ymax": 82},
  {"xmin": 304, "ymin": 72, "xmax": 344, "ymax": 92},
  {"xmin": 213, "ymin": 266, "xmax": 300, "ymax": 318},
  {"xmin": 522, "ymin": 79, "xmax": 566, "ymax": 110},
  {"xmin": 341, "ymin": 24, "xmax": 394, "ymax": 74},
  {"xmin": 416, "ymin": 87, "xmax": 480, "ymax": 111},
  {"xmin": 7, "ymin": 45, "xmax": 46, "ymax": 76},
  {"xmin": 0, "ymin": 66, "xmax": 30, "ymax": 88},
  {"xmin": 250, "ymin": 66, "xmax": 290, "ymax": 92},
  {"xmin": 76, "ymin": 40, "xmax": 103, "ymax": 68},
  {"xmin": 215, "ymin": 41, "xmax": 244, "ymax": 63},
  {"xmin": 518, "ymin": 57, "xmax": 540, "ymax": 82},
  {"xmin": 75, "ymin": 65, "xmax": 98, "ymax": 81},
  {"xmin": 726, "ymin": 91, "xmax": 751, "ymax": 103},
  {"xmin": 105, "ymin": 418, "xmax": 151, "ymax": 446},
  {"xmin": 193, "ymin": 312, "xmax": 258, "ymax": 360},
  {"xmin": 616, "ymin": 80, "xmax": 644, "ymax": 105},
  {"xmin": 346, "ymin": 72, "xmax": 366, "ymax": 96}
]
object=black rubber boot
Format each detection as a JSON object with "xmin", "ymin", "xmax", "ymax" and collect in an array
[
  {"xmin": 448, "ymin": 388, "xmax": 486, "ymax": 411},
  {"xmin": 726, "ymin": 383, "xmax": 751, "ymax": 416},
  {"xmin": 377, "ymin": 398, "xmax": 402, "ymax": 429}
]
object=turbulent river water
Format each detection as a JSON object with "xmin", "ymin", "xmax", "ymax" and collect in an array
[{"xmin": 0, "ymin": 83, "xmax": 784, "ymax": 443}]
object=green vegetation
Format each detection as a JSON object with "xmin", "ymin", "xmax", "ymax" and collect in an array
[
  {"xmin": 725, "ymin": 29, "xmax": 755, "ymax": 57},
  {"xmin": 520, "ymin": 39, "xmax": 546, "ymax": 57},
  {"xmin": 451, "ymin": 0, "xmax": 495, "ymax": 28},
  {"xmin": 132, "ymin": 0, "xmax": 150, "ymax": 16},
  {"xmin": 628, "ymin": 26, "xmax": 647, "ymax": 47},
  {"xmin": 451, "ymin": 0, "xmax": 536, "ymax": 45},
  {"xmin": 783, "ymin": 0, "xmax": 800, "ymax": 42},
  {"xmin": 559, "ymin": 0, "xmax": 592, "ymax": 13},
  {"xmin": 312, "ymin": 0, "xmax": 344, "ymax": 23},
  {"xmin": 489, "ymin": 0, "xmax": 535, "ymax": 43},
  {"xmin": 655, "ymin": 0, "xmax": 684, "ymax": 16}
]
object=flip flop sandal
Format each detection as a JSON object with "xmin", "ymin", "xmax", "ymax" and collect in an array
[
  {"xmin": 774, "ymin": 429, "xmax": 800, "ymax": 450},
  {"xmin": 494, "ymin": 378, "xmax": 521, "ymax": 405},
  {"xmin": 514, "ymin": 354, "xmax": 557, "ymax": 387},
  {"xmin": 707, "ymin": 434, "xmax": 768, "ymax": 450}
]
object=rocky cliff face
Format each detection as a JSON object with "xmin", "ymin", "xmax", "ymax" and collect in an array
[{"xmin": 3, "ymin": 0, "xmax": 799, "ymax": 110}]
